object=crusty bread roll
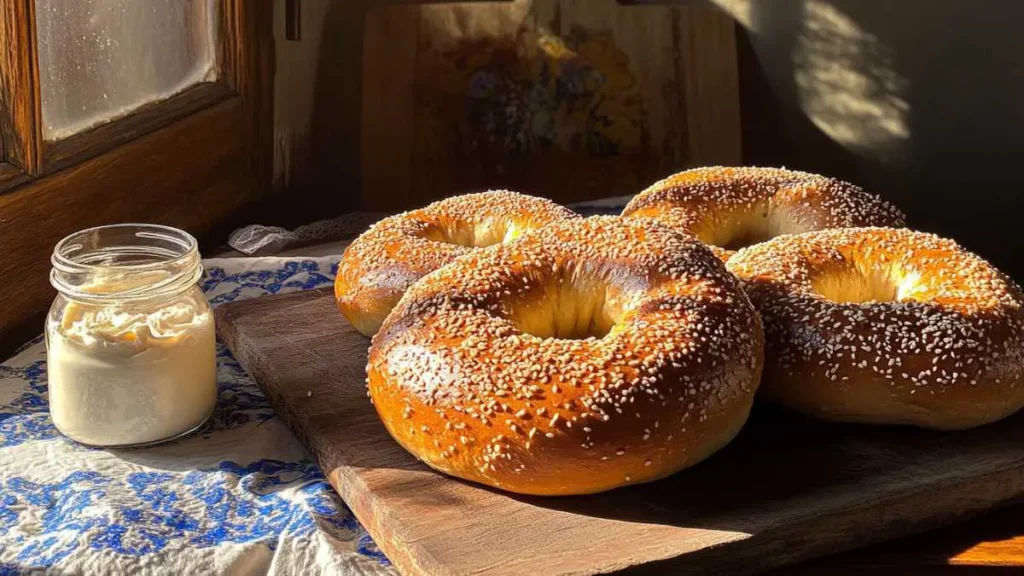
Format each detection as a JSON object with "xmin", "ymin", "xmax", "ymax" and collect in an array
[
  {"xmin": 367, "ymin": 216, "xmax": 764, "ymax": 495},
  {"xmin": 728, "ymin": 227, "xmax": 1024, "ymax": 430}
]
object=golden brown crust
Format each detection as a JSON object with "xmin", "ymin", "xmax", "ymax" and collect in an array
[
  {"xmin": 622, "ymin": 166, "xmax": 906, "ymax": 259},
  {"xmin": 727, "ymin": 227, "xmax": 1024, "ymax": 430},
  {"xmin": 335, "ymin": 191, "xmax": 578, "ymax": 335},
  {"xmin": 368, "ymin": 216, "xmax": 764, "ymax": 495}
]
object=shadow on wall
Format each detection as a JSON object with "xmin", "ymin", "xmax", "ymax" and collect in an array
[
  {"xmin": 726, "ymin": 0, "xmax": 1024, "ymax": 278},
  {"xmin": 272, "ymin": 0, "xmax": 367, "ymax": 227}
]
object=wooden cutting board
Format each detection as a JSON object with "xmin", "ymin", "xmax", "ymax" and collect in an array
[{"xmin": 216, "ymin": 288, "xmax": 1024, "ymax": 576}]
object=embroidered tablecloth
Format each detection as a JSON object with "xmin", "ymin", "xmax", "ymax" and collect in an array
[
  {"xmin": 0, "ymin": 198, "xmax": 630, "ymax": 575},
  {"xmin": 1, "ymin": 257, "xmax": 398, "ymax": 575}
]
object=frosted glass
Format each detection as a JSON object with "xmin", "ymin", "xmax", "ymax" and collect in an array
[{"xmin": 36, "ymin": 0, "xmax": 218, "ymax": 141}]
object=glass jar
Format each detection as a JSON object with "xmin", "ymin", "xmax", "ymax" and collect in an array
[{"xmin": 46, "ymin": 224, "xmax": 217, "ymax": 447}]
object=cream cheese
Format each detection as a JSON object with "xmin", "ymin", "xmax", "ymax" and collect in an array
[{"xmin": 46, "ymin": 289, "xmax": 217, "ymax": 446}]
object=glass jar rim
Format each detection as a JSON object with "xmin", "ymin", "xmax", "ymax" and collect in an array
[{"xmin": 50, "ymin": 223, "xmax": 203, "ymax": 303}]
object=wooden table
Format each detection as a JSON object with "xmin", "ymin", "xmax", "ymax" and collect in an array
[{"xmin": 784, "ymin": 503, "xmax": 1024, "ymax": 574}]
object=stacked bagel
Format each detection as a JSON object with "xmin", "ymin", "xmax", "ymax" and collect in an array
[{"xmin": 335, "ymin": 168, "xmax": 1024, "ymax": 496}]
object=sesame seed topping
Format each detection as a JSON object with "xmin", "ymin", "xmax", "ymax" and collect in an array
[
  {"xmin": 622, "ymin": 166, "xmax": 905, "ymax": 256},
  {"xmin": 728, "ymin": 226, "xmax": 1024, "ymax": 428},
  {"xmin": 368, "ymin": 215, "xmax": 764, "ymax": 493},
  {"xmin": 337, "ymin": 190, "xmax": 579, "ymax": 335}
]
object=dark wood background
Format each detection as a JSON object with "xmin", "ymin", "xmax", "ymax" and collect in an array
[{"xmin": 267, "ymin": 0, "xmax": 1023, "ymax": 287}]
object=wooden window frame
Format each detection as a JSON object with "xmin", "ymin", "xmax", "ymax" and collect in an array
[
  {"xmin": 0, "ymin": 0, "xmax": 268, "ymax": 187},
  {"xmin": 0, "ymin": 0, "xmax": 40, "ymax": 188},
  {"xmin": 0, "ymin": 0, "xmax": 273, "ymax": 356}
]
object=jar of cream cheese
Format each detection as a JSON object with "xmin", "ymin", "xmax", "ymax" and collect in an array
[{"xmin": 46, "ymin": 224, "xmax": 217, "ymax": 447}]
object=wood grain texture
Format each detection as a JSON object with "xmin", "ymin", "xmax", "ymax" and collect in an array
[
  {"xmin": 0, "ymin": 99, "xmax": 251, "ymax": 357},
  {"xmin": 678, "ymin": 6, "xmax": 742, "ymax": 165},
  {"xmin": 0, "ymin": 161, "xmax": 29, "ymax": 190},
  {"xmin": 772, "ymin": 503, "xmax": 1024, "ymax": 574},
  {"xmin": 0, "ymin": 0, "xmax": 41, "ymax": 175},
  {"xmin": 949, "ymin": 518, "xmax": 1024, "ymax": 567},
  {"xmin": 0, "ymin": 0, "xmax": 274, "ymax": 356},
  {"xmin": 216, "ymin": 288, "xmax": 1024, "ymax": 576},
  {"xmin": 361, "ymin": 5, "xmax": 420, "ymax": 212},
  {"xmin": 222, "ymin": 0, "xmax": 275, "ymax": 191},
  {"xmin": 40, "ymin": 83, "xmax": 235, "ymax": 174},
  {"xmin": 360, "ymin": 0, "xmax": 742, "ymax": 211}
]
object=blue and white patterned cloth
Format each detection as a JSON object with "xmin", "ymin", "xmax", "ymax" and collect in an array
[
  {"xmin": 0, "ymin": 257, "xmax": 393, "ymax": 575},
  {"xmin": 0, "ymin": 197, "xmax": 631, "ymax": 575}
]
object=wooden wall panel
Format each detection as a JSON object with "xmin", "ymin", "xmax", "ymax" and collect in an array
[
  {"xmin": 680, "ymin": 6, "xmax": 742, "ymax": 166},
  {"xmin": 361, "ymin": 6, "xmax": 421, "ymax": 211},
  {"xmin": 361, "ymin": 0, "xmax": 741, "ymax": 211}
]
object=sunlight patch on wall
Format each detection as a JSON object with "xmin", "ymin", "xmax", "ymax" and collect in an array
[
  {"xmin": 708, "ymin": 0, "xmax": 756, "ymax": 31},
  {"xmin": 793, "ymin": 0, "xmax": 910, "ymax": 158}
]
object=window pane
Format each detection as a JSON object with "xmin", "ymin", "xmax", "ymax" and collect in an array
[{"xmin": 36, "ymin": 0, "xmax": 218, "ymax": 141}]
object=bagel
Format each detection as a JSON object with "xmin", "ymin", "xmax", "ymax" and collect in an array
[
  {"xmin": 335, "ymin": 191, "xmax": 578, "ymax": 335},
  {"xmin": 622, "ymin": 166, "xmax": 905, "ymax": 259},
  {"xmin": 367, "ymin": 216, "xmax": 764, "ymax": 495},
  {"xmin": 727, "ymin": 227, "xmax": 1024, "ymax": 430}
]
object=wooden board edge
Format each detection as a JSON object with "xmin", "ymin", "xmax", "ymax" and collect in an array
[
  {"xmin": 215, "ymin": 289, "xmax": 332, "ymax": 330},
  {"xmin": 330, "ymin": 465, "xmax": 448, "ymax": 576},
  {"xmin": 215, "ymin": 292, "xmax": 318, "ymax": 457},
  {"xmin": 215, "ymin": 290, "xmax": 443, "ymax": 576}
]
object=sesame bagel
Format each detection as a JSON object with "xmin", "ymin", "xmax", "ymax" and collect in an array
[
  {"xmin": 727, "ymin": 227, "xmax": 1024, "ymax": 430},
  {"xmin": 367, "ymin": 216, "xmax": 764, "ymax": 495},
  {"xmin": 622, "ymin": 166, "xmax": 905, "ymax": 260},
  {"xmin": 335, "ymin": 191, "xmax": 578, "ymax": 335}
]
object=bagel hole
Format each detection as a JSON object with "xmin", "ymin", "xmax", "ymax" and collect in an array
[
  {"xmin": 421, "ymin": 219, "xmax": 525, "ymax": 248},
  {"xmin": 812, "ymin": 262, "xmax": 919, "ymax": 303},
  {"xmin": 720, "ymin": 226, "xmax": 777, "ymax": 252},
  {"xmin": 698, "ymin": 204, "xmax": 805, "ymax": 251},
  {"xmin": 508, "ymin": 274, "xmax": 620, "ymax": 340}
]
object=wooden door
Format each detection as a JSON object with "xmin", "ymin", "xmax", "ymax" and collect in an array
[{"xmin": 0, "ymin": 0, "xmax": 273, "ymax": 355}]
